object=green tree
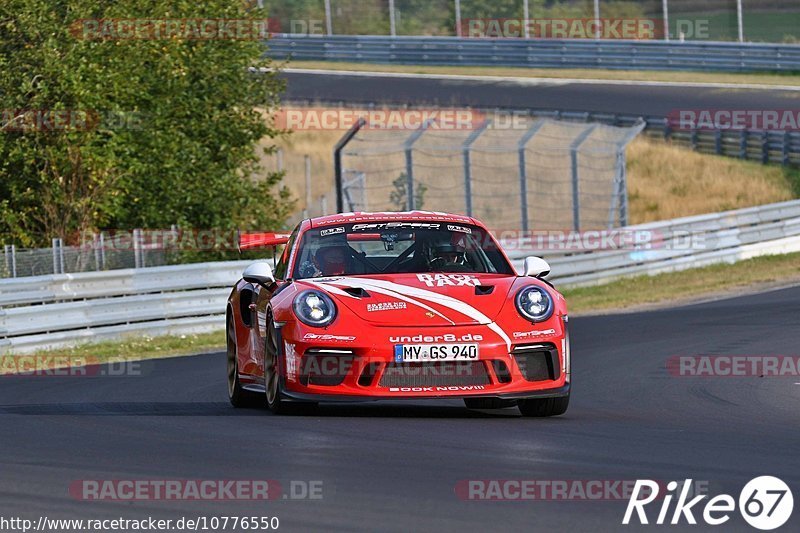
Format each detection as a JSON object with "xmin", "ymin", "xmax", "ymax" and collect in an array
[
  {"xmin": 390, "ymin": 172, "xmax": 427, "ymax": 211},
  {"xmin": 0, "ymin": 0, "xmax": 293, "ymax": 247}
]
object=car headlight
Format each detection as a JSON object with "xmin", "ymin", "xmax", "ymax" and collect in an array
[
  {"xmin": 515, "ymin": 286, "xmax": 554, "ymax": 322},
  {"xmin": 294, "ymin": 290, "xmax": 337, "ymax": 327}
]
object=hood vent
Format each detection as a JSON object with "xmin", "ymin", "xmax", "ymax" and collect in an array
[
  {"xmin": 343, "ymin": 287, "xmax": 371, "ymax": 298},
  {"xmin": 475, "ymin": 285, "xmax": 495, "ymax": 296}
]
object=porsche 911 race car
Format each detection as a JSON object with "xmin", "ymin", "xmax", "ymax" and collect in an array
[{"xmin": 226, "ymin": 211, "xmax": 570, "ymax": 417}]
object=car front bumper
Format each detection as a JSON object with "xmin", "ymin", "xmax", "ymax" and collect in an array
[{"xmin": 277, "ymin": 321, "xmax": 570, "ymax": 401}]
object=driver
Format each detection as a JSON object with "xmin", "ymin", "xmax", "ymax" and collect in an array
[
  {"xmin": 430, "ymin": 240, "xmax": 467, "ymax": 269},
  {"xmin": 313, "ymin": 245, "xmax": 349, "ymax": 277}
]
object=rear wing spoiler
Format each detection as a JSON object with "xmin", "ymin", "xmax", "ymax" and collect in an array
[{"xmin": 238, "ymin": 232, "xmax": 291, "ymax": 252}]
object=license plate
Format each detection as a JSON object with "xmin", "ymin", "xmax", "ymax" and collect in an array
[{"xmin": 394, "ymin": 344, "xmax": 479, "ymax": 362}]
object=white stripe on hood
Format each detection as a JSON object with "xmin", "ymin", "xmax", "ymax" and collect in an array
[{"xmin": 313, "ymin": 277, "xmax": 512, "ymax": 350}]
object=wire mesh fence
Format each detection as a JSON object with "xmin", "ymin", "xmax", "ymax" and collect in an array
[
  {"xmin": 336, "ymin": 115, "xmax": 645, "ymax": 231},
  {"xmin": 1, "ymin": 233, "xmax": 171, "ymax": 279},
  {"xmin": 263, "ymin": 0, "xmax": 800, "ymax": 43}
]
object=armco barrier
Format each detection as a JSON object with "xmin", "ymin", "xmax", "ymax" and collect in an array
[
  {"xmin": 2, "ymin": 200, "xmax": 800, "ymax": 353},
  {"xmin": 267, "ymin": 35, "xmax": 800, "ymax": 73},
  {"xmin": 0, "ymin": 261, "xmax": 250, "ymax": 354},
  {"xmin": 508, "ymin": 200, "xmax": 800, "ymax": 285}
]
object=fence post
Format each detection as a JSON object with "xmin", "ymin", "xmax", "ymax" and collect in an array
[
  {"xmin": 99, "ymin": 232, "xmax": 107, "ymax": 270},
  {"xmin": 569, "ymin": 125, "xmax": 598, "ymax": 232},
  {"xmin": 611, "ymin": 119, "xmax": 646, "ymax": 228},
  {"xmin": 324, "ymin": 0, "xmax": 333, "ymax": 35},
  {"xmin": 389, "ymin": 0, "xmax": 397, "ymax": 37},
  {"xmin": 523, "ymin": 0, "xmax": 530, "ymax": 39},
  {"xmin": 761, "ymin": 132, "xmax": 769, "ymax": 164},
  {"xmin": 93, "ymin": 233, "xmax": 101, "ymax": 271},
  {"xmin": 133, "ymin": 229, "xmax": 143, "ymax": 269},
  {"xmin": 462, "ymin": 120, "xmax": 492, "ymax": 217},
  {"xmin": 405, "ymin": 150, "xmax": 415, "ymax": 211},
  {"xmin": 455, "ymin": 0, "xmax": 462, "ymax": 37},
  {"xmin": 593, "ymin": 0, "xmax": 600, "ymax": 40},
  {"xmin": 736, "ymin": 0, "xmax": 744, "ymax": 43},
  {"xmin": 334, "ymin": 117, "xmax": 366, "ymax": 213},
  {"xmin": 518, "ymin": 120, "xmax": 546, "ymax": 233},
  {"xmin": 3, "ymin": 244, "xmax": 15, "ymax": 278},
  {"xmin": 276, "ymin": 148, "xmax": 284, "ymax": 173},
  {"xmin": 52, "ymin": 238, "xmax": 65, "ymax": 274},
  {"xmin": 403, "ymin": 119, "xmax": 434, "ymax": 211}
]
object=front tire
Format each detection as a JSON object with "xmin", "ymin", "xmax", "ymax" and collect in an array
[
  {"xmin": 264, "ymin": 319, "xmax": 317, "ymax": 415},
  {"xmin": 518, "ymin": 394, "xmax": 570, "ymax": 417},
  {"xmin": 227, "ymin": 316, "xmax": 261, "ymax": 408}
]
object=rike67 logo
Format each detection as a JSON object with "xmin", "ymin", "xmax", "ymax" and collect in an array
[{"xmin": 623, "ymin": 477, "xmax": 794, "ymax": 530}]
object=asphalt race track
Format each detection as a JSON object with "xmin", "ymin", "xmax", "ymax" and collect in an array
[
  {"xmin": 282, "ymin": 70, "xmax": 800, "ymax": 118},
  {"xmin": 1, "ymin": 286, "xmax": 799, "ymax": 532}
]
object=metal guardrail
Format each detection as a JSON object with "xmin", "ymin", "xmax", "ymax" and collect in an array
[
  {"xmin": 2, "ymin": 200, "xmax": 800, "ymax": 353},
  {"xmin": 268, "ymin": 35, "xmax": 800, "ymax": 73},
  {"xmin": 0, "ymin": 261, "xmax": 250, "ymax": 354},
  {"xmin": 508, "ymin": 199, "xmax": 800, "ymax": 286}
]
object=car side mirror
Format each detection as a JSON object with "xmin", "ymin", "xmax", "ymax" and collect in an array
[
  {"xmin": 243, "ymin": 262, "xmax": 275, "ymax": 287},
  {"xmin": 523, "ymin": 256, "xmax": 551, "ymax": 278}
]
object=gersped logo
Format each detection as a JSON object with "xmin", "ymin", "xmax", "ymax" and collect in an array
[{"xmin": 623, "ymin": 477, "xmax": 794, "ymax": 530}]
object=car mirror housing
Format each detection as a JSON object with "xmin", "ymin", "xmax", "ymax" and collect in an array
[
  {"xmin": 523, "ymin": 256, "xmax": 551, "ymax": 278},
  {"xmin": 243, "ymin": 262, "xmax": 276, "ymax": 287}
]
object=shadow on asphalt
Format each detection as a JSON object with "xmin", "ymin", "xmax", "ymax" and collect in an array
[{"xmin": 0, "ymin": 401, "xmax": 534, "ymax": 418}]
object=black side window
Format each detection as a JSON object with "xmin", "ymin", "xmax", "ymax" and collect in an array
[
  {"xmin": 239, "ymin": 285, "xmax": 255, "ymax": 328},
  {"xmin": 273, "ymin": 226, "xmax": 299, "ymax": 281}
]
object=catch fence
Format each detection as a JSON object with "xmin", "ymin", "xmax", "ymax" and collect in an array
[{"xmin": 335, "ymin": 116, "xmax": 645, "ymax": 231}]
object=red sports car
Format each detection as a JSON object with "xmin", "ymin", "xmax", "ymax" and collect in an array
[{"xmin": 226, "ymin": 211, "xmax": 570, "ymax": 416}]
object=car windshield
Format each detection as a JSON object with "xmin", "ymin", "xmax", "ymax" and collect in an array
[{"xmin": 292, "ymin": 222, "xmax": 514, "ymax": 279}]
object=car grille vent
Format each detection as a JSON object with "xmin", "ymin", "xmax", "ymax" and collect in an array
[{"xmin": 379, "ymin": 361, "xmax": 490, "ymax": 388}]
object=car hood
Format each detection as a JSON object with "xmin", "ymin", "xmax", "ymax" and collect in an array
[{"xmin": 298, "ymin": 273, "xmax": 518, "ymax": 327}]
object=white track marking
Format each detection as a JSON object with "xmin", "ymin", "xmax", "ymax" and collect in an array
[{"xmin": 284, "ymin": 67, "xmax": 800, "ymax": 92}]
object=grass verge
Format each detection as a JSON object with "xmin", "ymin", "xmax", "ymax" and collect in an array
[
  {"xmin": 0, "ymin": 331, "xmax": 225, "ymax": 374},
  {"xmin": 563, "ymin": 252, "xmax": 800, "ymax": 314},
  {"xmin": 288, "ymin": 61, "xmax": 800, "ymax": 87}
]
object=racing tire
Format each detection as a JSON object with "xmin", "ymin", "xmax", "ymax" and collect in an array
[
  {"xmin": 464, "ymin": 398, "xmax": 517, "ymax": 410},
  {"xmin": 518, "ymin": 394, "xmax": 570, "ymax": 417},
  {"xmin": 264, "ymin": 319, "xmax": 318, "ymax": 415},
  {"xmin": 227, "ymin": 316, "xmax": 261, "ymax": 408}
]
